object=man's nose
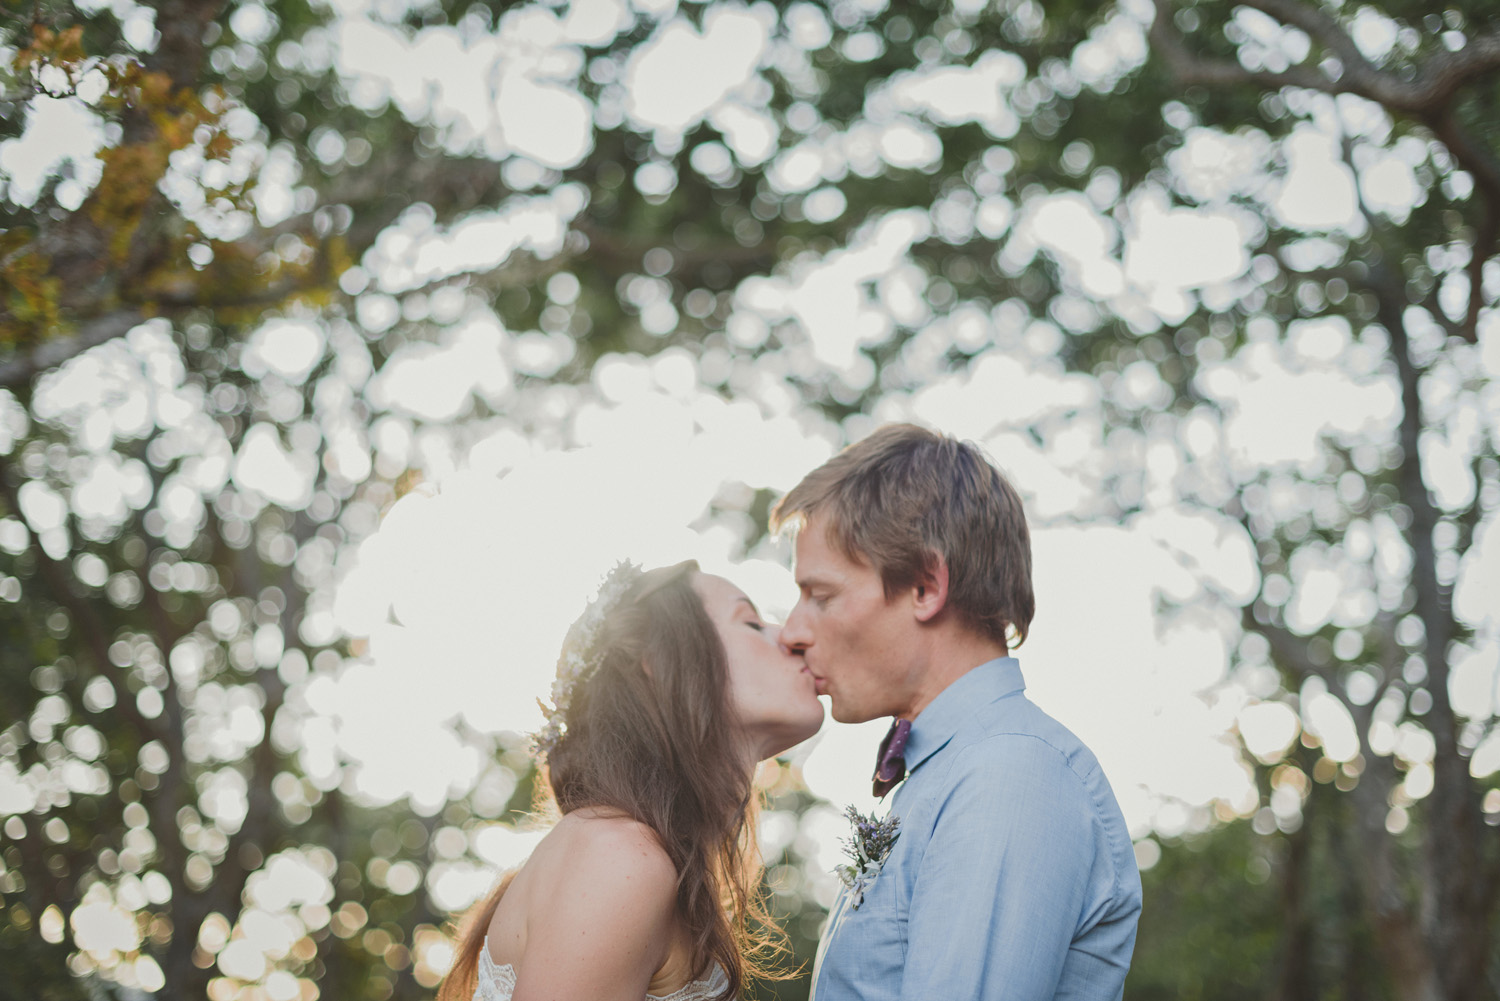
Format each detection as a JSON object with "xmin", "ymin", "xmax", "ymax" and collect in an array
[{"xmin": 779, "ymin": 602, "xmax": 812, "ymax": 653}]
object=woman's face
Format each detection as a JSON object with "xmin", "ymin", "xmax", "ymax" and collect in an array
[{"xmin": 692, "ymin": 573, "xmax": 825, "ymax": 761}]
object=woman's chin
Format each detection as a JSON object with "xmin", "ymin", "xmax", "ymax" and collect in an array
[
  {"xmin": 758, "ymin": 713, "xmax": 825, "ymax": 761},
  {"xmin": 788, "ymin": 706, "xmax": 827, "ymax": 750}
]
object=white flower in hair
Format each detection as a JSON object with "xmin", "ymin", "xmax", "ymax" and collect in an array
[{"xmin": 531, "ymin": 561, "xmax": 645, "ymax": 757}]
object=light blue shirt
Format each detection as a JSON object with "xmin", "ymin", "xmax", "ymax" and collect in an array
[{"xmin": 811, "ymin": 658, "xmax": 1142, "ymax": 1001}]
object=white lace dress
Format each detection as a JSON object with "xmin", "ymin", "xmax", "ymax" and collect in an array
[{"xmin": 475, "ymin": 938, "xmax": 731, "ymax": 1001}]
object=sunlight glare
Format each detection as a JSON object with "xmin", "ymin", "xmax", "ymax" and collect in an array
[
  {"xmin": 0, "ymin": 96, "xmax": 106, "ymax": 207},
  {"xmin": 1273, "ymin": 129, "xmax": 1360, "ymax": 232},
  {"xmin": 624, "ymin": 8, "xmax": 771, "ymax": 134}
]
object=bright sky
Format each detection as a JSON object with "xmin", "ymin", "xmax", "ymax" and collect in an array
[{"xmin": 3, "ymin": 0, "xmax": 1499, "ymax": 991}]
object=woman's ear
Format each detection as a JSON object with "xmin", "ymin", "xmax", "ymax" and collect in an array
[{"xmin": 912, "ymin": 553, "xmax": 950, "ymax": 623}]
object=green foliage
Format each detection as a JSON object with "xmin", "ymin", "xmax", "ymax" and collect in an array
[{"xmin": 1130, "ymin": 822, "xmax": 1283, "ymax": 1001}]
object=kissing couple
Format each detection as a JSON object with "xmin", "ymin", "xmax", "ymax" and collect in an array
[{"xmin": 439, "ymin": 423, "xmax": 1143, "ymax": 1001}]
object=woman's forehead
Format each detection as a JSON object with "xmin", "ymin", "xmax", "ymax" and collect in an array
[{"xmin": 691, "ymin": 572, "xmax": 750, "ymax": 612}]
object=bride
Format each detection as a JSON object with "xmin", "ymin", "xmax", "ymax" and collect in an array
[{"xmin": 439, "ymin": 561, "xmax": 826, "ymax": 1001}]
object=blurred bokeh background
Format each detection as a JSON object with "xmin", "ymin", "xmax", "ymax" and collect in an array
[{"xmin": 1, "ymin": 0, "xmax": 1497, "ymax": 998}]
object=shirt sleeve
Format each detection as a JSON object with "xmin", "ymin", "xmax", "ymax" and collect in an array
[{"xmin": 901, "ymin": 733, "xmax": 1102, "ymax": 1001}]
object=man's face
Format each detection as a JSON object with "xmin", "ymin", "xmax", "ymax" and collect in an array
[{"xmin": 780, "ymin": 514, "xmax": 920, "ymax": 723}]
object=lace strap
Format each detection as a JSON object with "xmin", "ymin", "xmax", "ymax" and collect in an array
[
  {"xmin": 476, "ymin": 940, "xmax": 517, "ymax": 1001},
  {"xmin": 650, "ymin": 964, "xmax": 729, "ymax": 1001},
  {"xmin": 476, "ymin": 937, "xmax": 729, "ymax": 1001}
]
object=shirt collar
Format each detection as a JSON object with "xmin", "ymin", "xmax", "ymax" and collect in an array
[{"xmin": 901, "ymin": 657, "xmax": 1025, "ymax": 774}]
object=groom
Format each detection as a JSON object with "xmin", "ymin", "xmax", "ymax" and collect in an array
[{"xmin": 774, "ymin": 424, "xmax": 1142, "ymax": 1000}]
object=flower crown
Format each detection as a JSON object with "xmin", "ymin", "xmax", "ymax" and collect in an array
[{"xmin": 530, "ymin": 561, "xmax": 645, "ymax": 758}]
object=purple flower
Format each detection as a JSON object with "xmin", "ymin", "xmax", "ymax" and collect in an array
[{"xmin": 836, "ymin": 805, "xmax": 901, "ymax": 909}]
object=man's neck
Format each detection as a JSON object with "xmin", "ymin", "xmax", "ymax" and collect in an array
[{"xmin": 901, "ymin": 629, "xmax": 1009, "ymax": 720}]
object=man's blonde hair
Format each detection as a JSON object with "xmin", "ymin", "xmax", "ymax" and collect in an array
[{"xmin": 771, "ymin": 423, "xmax": 1034, "ymax": 647}]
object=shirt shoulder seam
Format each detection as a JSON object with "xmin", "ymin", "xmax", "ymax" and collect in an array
[{"xmin": 930, "ymin": 729, "xmax": 1135, "ymax": 904}]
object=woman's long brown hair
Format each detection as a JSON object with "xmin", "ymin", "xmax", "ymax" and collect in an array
[{"xmin": 438, "ymin": 562, "xmax": 788, "ymax": 1001}]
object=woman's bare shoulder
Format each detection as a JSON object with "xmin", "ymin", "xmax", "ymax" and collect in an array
[
  {"xmin": 502, "ymin": 813, "xmax": 681, "ymax": 998},
  {"xmin": 531, "ymin": 816, "xmax": 678, "ymax": 912}
]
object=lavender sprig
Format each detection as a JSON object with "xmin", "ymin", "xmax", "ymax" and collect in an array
[{"xmin": 836, "ymin": 805, "xmax": 901, "ymax": 909}]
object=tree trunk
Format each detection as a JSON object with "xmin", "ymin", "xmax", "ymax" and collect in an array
[{"xmin": 1271, "ymin": 781, "xmax": 1315, "ymax": 1001}]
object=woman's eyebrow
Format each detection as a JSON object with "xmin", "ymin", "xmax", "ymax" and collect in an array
[{"xmin": 736, "ymin": 596, "xmax": 761, "ymax": 616}]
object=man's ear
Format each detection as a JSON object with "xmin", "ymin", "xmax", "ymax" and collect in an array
[{"xmin": 912, "ymin": 553, "xmax": 949, "ymax": 623}]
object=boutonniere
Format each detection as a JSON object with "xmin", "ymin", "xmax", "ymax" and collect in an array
[{"xmin": 836, "ymin": 805, "xmax": 901, "ymax": 909}]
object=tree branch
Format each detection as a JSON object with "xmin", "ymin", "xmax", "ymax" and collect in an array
[
  {"xmin": 330, "ymin": 150, "xmax": 513, "ymax": 256},
  {"xmin": 2, "ymin": 146, "xmax": 516, "ymax": 388},
  {"xmin": 0, "ymin": 260, "xmax": 343, "ymax": 391},
  {"xmin": 1426, "ymin": 108, "xmax": 1500, "ymax": 342},
  {"xmin": 0, "ymin": 310, "xmax": 144, "ymax": 390},
  {"xmin": 1153, "ymin": 2, "xmax": 1500, "ymax": 342},
  {"xmin": 1239, "ymin": 0, "xmax": 1388, "ymax": 95},
  {"xmin": 1408, "ymin": 32, "xmax": 1500, "ymax": 113},
  {"xmin": 1152, "ymin": 1, "xmax": 1500, "ymax": 114},
  {"xmin": 1148, "ymin": 4, "xmax": 1334, "ymax": 92}
]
